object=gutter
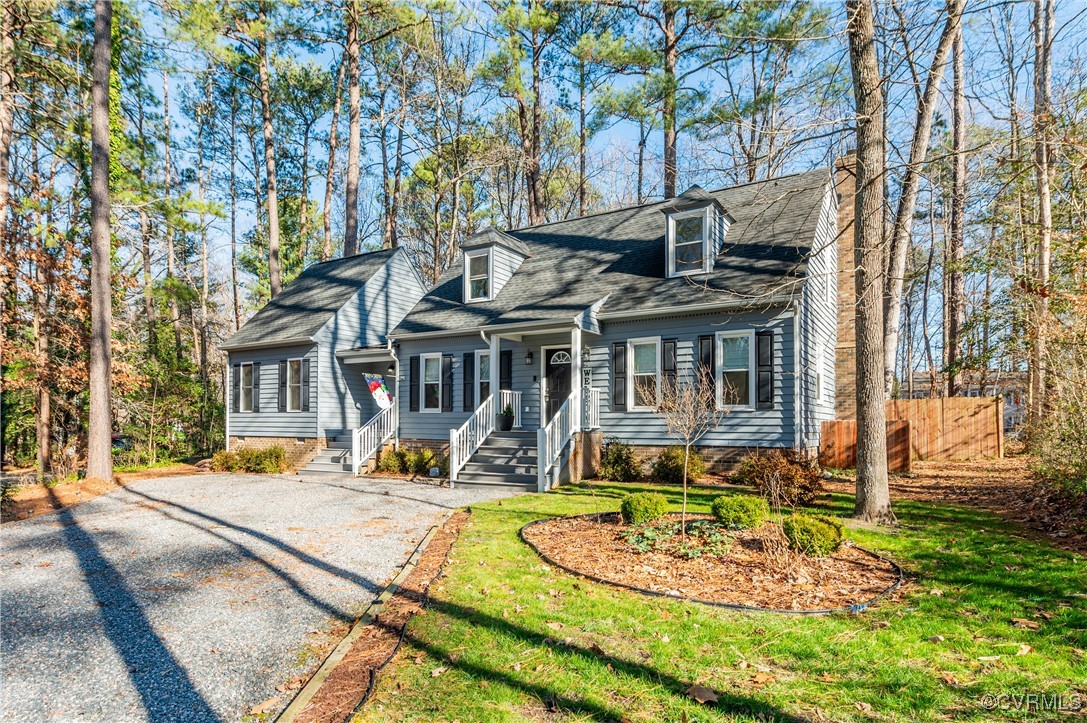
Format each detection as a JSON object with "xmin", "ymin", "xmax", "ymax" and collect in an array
[
  {"xmin": 596, "ymin": 294, "xmax": 796, "ymax": 322},
  {"xmin": 218, "ymin": 336, "xmax": 314, "ymax": 352}
]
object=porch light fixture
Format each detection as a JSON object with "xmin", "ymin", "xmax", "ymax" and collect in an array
[
  {"xmin": 525, "ymin": 350, "xmax": 534, "ymax": 365},
  {"xmin": 386, "ymin": 363, "xmax": 395, "ymax": 375}
]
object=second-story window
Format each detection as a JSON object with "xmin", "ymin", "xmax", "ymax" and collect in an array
[
  {"xmin": 465, "ymin": 250, "xmax": 492, "ymax": 302},
  {"xmin": 667, "ymin": 208, "xmax": 710, "ymax": 277}
]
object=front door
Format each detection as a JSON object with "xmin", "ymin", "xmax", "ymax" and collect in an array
[{"xmin": 544, "ymin": 348, "xmax": 572, "ymax": 421}]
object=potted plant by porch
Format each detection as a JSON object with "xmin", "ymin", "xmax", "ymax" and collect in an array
[{"xmin": 497, "ymin": 404, "xmax": 516, "ymax": 431}]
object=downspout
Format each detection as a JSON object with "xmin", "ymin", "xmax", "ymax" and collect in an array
[{"xmin": 793, "ymin": 300, "xmax": 802, "ymax": 452}]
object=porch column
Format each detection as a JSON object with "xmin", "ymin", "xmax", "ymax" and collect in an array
[
  {"xmin": 571, "ymin": 326, "xmax": 582, "ymax": 433},
  {"xmin": 490, "ymin": 332, "xmax": 500, "ymax": 424}
]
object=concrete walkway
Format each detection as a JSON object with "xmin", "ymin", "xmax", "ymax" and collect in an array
[{"xmin": 1, "ymin": 473, "xmax": 518, "ymax": 722}]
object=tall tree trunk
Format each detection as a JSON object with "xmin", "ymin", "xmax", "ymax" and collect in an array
[
  {"xmin": 87, "ymin": 0, "xmax": 113, "ymax": 482},
  {"xmin": 299, "ymin": 122, "xmax": 311, "ymax": 262},
  {"xmin": 257, "ymin": 2, "xmax": 281, "ymax": 298},
  {"xmin": 163, "ymin": 70, "xmax": 183, "ymax": 361},
  {"xmin": 947, "ymin": 27, "xmax": 966, "ymax": 396},
  {"xmin": 344, "ymin": 0, "xmax": 361, "ymax": 257},
  {"xmin": 0, "ymin": 2, "xmax": 13, "ymax": 235},
  {"xmin": 32, "ymin": 140, "xmax": 51, "ymax": 477},
  {"xmin": 137, "ymin": 73, "xmax": 155, "ymax": 357},
  {"xmin": 578, "ymin": 57, "xmax": 587, "ymax": 216},
  {"xmin": 229, "ymin": 90, "xmax": 241, "ymax": 330},
  {"xmin": 846, "ymin": 0, "xmax": 891, "ymax": 523},
  {"xmin": 881, "ymin": 0, "xmax": 964, "ymax": 396},
  {"xmin": 386, "ymin": 115, "xmax": 405, "ymax": 248},
  {"xmin": 526, "ymin": 28, "xmax": 545, "ymax": 225},
  {"xmin": 323, "ymin": 55, "xmax": 345, "ymax": 261},
  {"xmin": 662, "ymin": 0, "xmax": 677, "ymax": 199},
  {"xmin": 1030, "ymin": 0, "xmax": 1054, "ymax": 430}
]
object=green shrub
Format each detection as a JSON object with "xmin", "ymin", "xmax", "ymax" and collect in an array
[
  {"xmin": 414, "ymin": 447, "xmax": 439, "ymax": 475},
  {"xmin": 600, "ymin": 437, "xmax": 640, "ymax": 482},
  {"xmin": 731, "ymin": 449, "xmax": 822, "ymax": 507},
  {"xmin": 210, "ymin": 446, "xmax": 285, "ymax": 474},
  {"xmin": 210, "ymin": 450, "xmax": 241, "ymax": 472},
  {"xmin": 650, "ymin": 446, "xmax": 705, "ymax": 485},
  {"xmin": 620, "ymin": 491, "xmax": 669, "ymax": 525},
  {"xmin": 782, "ymin": 514, "xmax": 843, "ymax": 556},
  {"xmin": 710, "ymin": 495, "xmax": 770, "ymax": 530},
  {"xmin": 435, "ymin": 454, "xmax": 450, "ymax": 477},
  {"xmin": 377, "ymin": 448, "xmax": 406, "ymax": 474}
]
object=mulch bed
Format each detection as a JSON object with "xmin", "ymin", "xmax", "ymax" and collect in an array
[
  {"xmin": 522, "ymin": 513, "xmax": 901, "ymax": 612},
  {"xmin": 289, "ymin": 510, "xmax": 469, "ymax": 722},
  {"xmin": 823, "ymin": 457, "xmax": 1087, "ymax": 555}
]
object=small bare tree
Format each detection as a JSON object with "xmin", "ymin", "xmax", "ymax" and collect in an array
[{"xmin": 643, "ymin": 366, "xmax": 728, "ymax": 538}]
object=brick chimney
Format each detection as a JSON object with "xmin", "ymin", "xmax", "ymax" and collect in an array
[{"xmin": 834, "ymin": 151, "xmax": 857, "ymax": 420}]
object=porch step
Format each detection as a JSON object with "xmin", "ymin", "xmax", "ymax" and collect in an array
[
  {"xmin": 299, "ymin": 461, "xmax": 353, "ymax": 474},
  {"xmin": 325, "ymin": 439, "xmax": 352, "ymax": 450},
  {"xmin": 310, "ymin": 448, "xmax": 351, "ymax": 464},
  {"xmin": 461, "ymin": 461, "xmax": 537, "ymax": 476},
  {"xmin": 454, "ymin": 473, "xmax": 537, "ymax": 489},
  {"xmin": 469, "ymin": 449, "xmax": 537, "ymax": 465}
]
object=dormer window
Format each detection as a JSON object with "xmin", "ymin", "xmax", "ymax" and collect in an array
[
  {"xmin": 667, "ymin": 207, "xmax": 712, "ymax": 277},
  {"xmin": 464, "ymin": 249, "xmax": 492, "ymax": 302}
]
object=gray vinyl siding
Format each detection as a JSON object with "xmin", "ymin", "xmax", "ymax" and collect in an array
[
  {"xmin": 590, "ymin": 310, "xmax": 796, "ymax": 448},
  {"xmin": 799, "ymin": 184, "xmax": 839, "ymax": 448},
  {"xmin": 491, "ymin": 246, "xmax": 525, "ymax": 298},
  {"xmin": 313, "ymin": 249, "xmax": 428, "ymax": 436},
  {"xmin": 395, "ymin": 311, "xmax": 796, "ymax": 450},
  {"xmin": 226, "ymin": 344, "xmax": 318, "ymax": 437},
  {"xmin": 397, "ymin": 335, "xmax": 488, "ymax": 441}
]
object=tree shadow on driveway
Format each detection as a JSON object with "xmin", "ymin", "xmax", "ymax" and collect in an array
[{"xmin": 54, "ymin": 503, "xmax": 219, "ymax": 722}]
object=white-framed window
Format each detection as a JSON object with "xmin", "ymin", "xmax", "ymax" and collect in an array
[
  {"xmin": 476, "ymin": 350, "xmax": 491, "ymax": 404},
  {"xmin": 421, "ymin": 353, "xmax": 442, "ymax": 412},
  {"xmin": 813, "ymin": 341, "xmax": 824, "ymax": 403},
  {"xmin": 464, "ymin": 249, "xmax": 493, "ymax": 302},
  {"xmin": 628, "ymin": 336, "xmax": 661, "ymax": 410},
  {"xmin": 716, "ymin": 330, "xmax": 755, "ymax": 410},
  {"xmin": 667, "ymin": 207, "xmax": 711, "ymax": 277},
  {"xmin": 286, "ymin": 359, "xmax": 303, "ymax": 412},
  {"xmin": 239, "ymin": 362, "xmax": 255, "ymax": 413}
]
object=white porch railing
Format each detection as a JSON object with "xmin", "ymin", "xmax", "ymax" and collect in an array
[
  {"xmin": 537, "ymin": 391, "xmax": 576, "ymax": 492},
  {"xmin": 584, "ymin": 388, "xmax": 600, "ymax": 430},
  {"xmin": 450, "ymin": 393, "xmax": 495, "ymax": 487},
  {"xmin": 351, "ymin": 404, "xmax": 398, "ymax": 476},
  {"xmin": 498, "ymin": 389, "xmax": 522, "ymax": 428}
]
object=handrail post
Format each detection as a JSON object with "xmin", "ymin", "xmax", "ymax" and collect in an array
[
  {"xmin": 536, "ymin": 427, "xmax": 547, "ymax": 492},
  {"xmin": 449, "ymin": 428, "xmax": 457, "ymax": 489},
  {"xmin": 351, "ymin": 428, "xmax": 360, "ymax": 476}
]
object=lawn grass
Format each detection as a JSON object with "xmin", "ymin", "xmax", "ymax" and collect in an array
[{"xmin": 357, "ymin": 483, "xmax": 1087, "ymax": 722}]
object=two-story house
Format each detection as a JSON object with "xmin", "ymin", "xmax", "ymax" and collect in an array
[{"xmin": 223, "ymin": 167, "xmax": 843, "ymax": 489}]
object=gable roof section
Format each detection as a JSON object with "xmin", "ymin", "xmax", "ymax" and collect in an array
[
  {"xmin": 393, "ymin": 168, "xmax": 831, "ymax": 337},
  {"xmin": 222, "ymin": 248, "xmax": 399, "ymax": 350}
]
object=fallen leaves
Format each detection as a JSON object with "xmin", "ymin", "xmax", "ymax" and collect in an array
[
  {"xmin": 430, "ymin": 666, "xmax": 448, "ymax": 677},
  {"xmin": 1011, "ymin": 618, "xmax": 1040, "ymax": 630},
  {"xmin": 248, "ymin": 695, "xmax": 283, "ymax": 716},
  {"xmin": 927, "ymin": 635, "xmax": 946, "ymax": 643}
]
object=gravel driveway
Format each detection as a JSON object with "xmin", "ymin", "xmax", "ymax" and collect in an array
[{"xmin": 1, "ymin": 473, "xmax": 518, "ymax": 722}]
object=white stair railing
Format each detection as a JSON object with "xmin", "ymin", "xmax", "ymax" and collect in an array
[
  {"xmin": 351, "ymin": 404, "xmax": 398, "ymax": 476},
  {"xmin": 449, "ymin": 393, "xmax": 495, "ymax": 487},
  {"xmin": 498, "ymin": 389, "xmax": 522, "ymax": 428},
  {"xmin": 584, "ymin": 388, "xmax": 600, "ymax": 430},
  {"xmin": 537, "ymin": 391, "xmax": 576, "ymax": 492}
]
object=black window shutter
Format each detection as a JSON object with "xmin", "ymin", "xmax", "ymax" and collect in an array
[
  {"xmin": 232, "ymin": 364, "xmax": 240, "ymax": 413},
  {"xmin": 408, "ymin": 356, "xmax": 419, "ymax": 411},
  {"xmin": 499, "ymin": 350, "xmax": 512, "ymax": 391},
  {"xmin": 612, "ymin": 342, "xmax": 627, "ymax": 411},
  {"xmin": 441, "ymin": 355, "xmax": 453, "ymax": 412},
  {"xmin": 756, "ymin": 331, "xmax": 774, "ymax": 409},
  {"xmin": 301, "ymin": 359, "xmax": 311, "ymax": 412},
  {"xmin": 252, "ymin": 362, "xmax": 261, "ymax": 412},
  {"xmin": 278, "ymin": 360, "xmax": 287, "ymax": 412},
  {"xmin": 463, "ymin": 352, "xmax": 475, "ymax": 411},
  {"xmin": 697, "ymin": 334, "xmax": 715, "ymax": 385},
  {"xmin": 662, "ymin": 339, "xmax": 677, "ymax": 389}
]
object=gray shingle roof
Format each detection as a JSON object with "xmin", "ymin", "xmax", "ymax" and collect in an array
[
  {"xmin": 393, "ymin": 168, "xmax": 832, "ymax": 336},
  {"xmin": 222, "ymin": 248, "xmax": 398, "ymax": 349}
]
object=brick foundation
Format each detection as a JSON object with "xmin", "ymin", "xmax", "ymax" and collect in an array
[
  {"xmin": 228, "ymin": 436, "xmax": 328, "ymax": 471},
  {"xmin": 623, "ymin": 444, "xmax": 783, "ymax": 475},
  {"xmin": 398, "ymin": 438, "xmax": 451, "ymax": 456}
]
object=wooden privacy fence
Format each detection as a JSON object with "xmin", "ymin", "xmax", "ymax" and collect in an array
[
  {"xmin": 819, "ymin": 420, "xmax": 912, "ymax": 472},
  {"xmin": 820, "ymin": 397, "xmax": 1004, "ymax": 469},
  {"xmin": 886, "ymin": 397, "xmax": 1004, "ymax": 460}
]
